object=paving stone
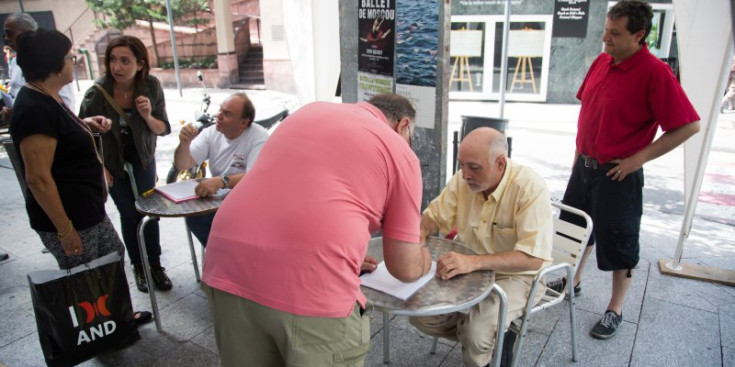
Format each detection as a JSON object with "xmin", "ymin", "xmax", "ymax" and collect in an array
[{"xmin": 633, "ymin": 298, "xmax": 719, "ymax": 366}]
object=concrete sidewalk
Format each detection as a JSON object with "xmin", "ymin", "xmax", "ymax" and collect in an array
[{"xmin": 0, "ymin": 85, "xmax": 733, "ymax": 366}]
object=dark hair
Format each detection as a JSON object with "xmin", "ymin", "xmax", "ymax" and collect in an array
[
  {"xmin": 104, "ymin": 35, "xmax": 150, "ymax": 86},
  {"xmin": 16, "ymin": 29, "xmax": 71, "ymax": 82},
  {"xmin": 367, "ymin": 93, "xmax": 416, "ymax": 124},
  {"xmin": 608, "ymin": 0, "xmax": 653, "ymax": 45},
  {"xmin": 231, "ymin": 92, "xmax": 255, "ymax": 124}
]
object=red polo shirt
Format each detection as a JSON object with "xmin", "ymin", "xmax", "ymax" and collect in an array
[{"xmin": 576, "ymin": 45, "xmax": 699, "ymax": 163}]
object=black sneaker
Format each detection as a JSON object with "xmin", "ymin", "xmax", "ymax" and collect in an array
[
  {"xmin": 133, "ymin": 264, "xmax": 149, "ymax": 293},
  {"xmin": 547, "ymin": 277, "xmax": 581, "ymax": 296},
  {"xmin": 590, "ymin": 310, "xmax": 623, "ymax": 339},
  {"xmin": 151, "ymin": 266, "xmax": 173, "ymax": 291}
]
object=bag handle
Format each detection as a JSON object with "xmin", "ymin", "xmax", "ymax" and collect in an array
[{"xmin": 94, "ymin": 84, "xmax": 133, "ymax": 127}]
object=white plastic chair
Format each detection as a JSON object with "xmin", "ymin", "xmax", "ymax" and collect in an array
[{"xmin": 504, "ymin": 200, "xmax": 593, "ymax": 366}]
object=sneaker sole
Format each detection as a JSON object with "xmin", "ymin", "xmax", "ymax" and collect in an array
[{"xmin": 589, "ymin": 329, "xmax": 618, "ymax": 340}]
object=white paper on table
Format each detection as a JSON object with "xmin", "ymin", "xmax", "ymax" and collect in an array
[
  {"xmin": 155, "ymin": 180, "xmax": 199, "ymax": 203},
  {"xmin": 360, "ymin": 261, "xmax": 437, "ymax": 301}
]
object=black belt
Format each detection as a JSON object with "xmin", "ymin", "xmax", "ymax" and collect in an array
[{"xmin": 579, "ymin": 154, "xmax": 617, "ymax": 170}]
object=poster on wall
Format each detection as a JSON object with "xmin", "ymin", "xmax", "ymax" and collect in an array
[
  {"xmin": 357, "ymin": 72, "xmax": 394, "ymax": 102},
  {"xmin": 358, "ymin": 0, "xmax": 396, "ymax": 76},
  {"xmin": 552, "ymin": 0, "xmax": 589, "ymax": 38},
  {"xmin": 395, "ymin": 0, "xmax": 439, "ymax": 129}
]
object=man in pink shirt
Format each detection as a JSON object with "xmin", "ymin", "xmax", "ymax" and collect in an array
[{"xmin": 201, "ymin": 93, "xmax": 432, "ymax": 366}]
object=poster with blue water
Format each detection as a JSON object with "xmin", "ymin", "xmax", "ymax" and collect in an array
[
  {"xmin": 395, "ymin": 0, "xmax": 439, "ymax": 87},
  {"xmin": 395, "ymin": 0, "xmax": 440, "ymax": 129}
]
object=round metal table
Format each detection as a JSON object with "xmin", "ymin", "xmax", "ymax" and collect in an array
[
  {"xmin": 361, "ymin": 236, "xmax": 508, "ymax": 367},
  {"xmin": 135, "ymin": 191, "xmax": 224, "ymax": 333}
]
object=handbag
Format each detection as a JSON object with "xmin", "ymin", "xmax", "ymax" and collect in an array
[{"xmin": 27, "ymin": 252, "xmax": 139, "ymax": 367}]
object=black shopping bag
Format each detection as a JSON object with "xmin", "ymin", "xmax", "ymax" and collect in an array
[{"xmin": 28, "ymin": 252, "xmax": 139, "ymax": 367}]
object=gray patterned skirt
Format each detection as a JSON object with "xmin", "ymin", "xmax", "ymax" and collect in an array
[{"xmin": 37, "ymin": 216, "xmax": 125, "ymax": 269}]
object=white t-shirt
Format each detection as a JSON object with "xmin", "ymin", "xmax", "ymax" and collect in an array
[{"xmin": 189, "ymin": 123, "xmax": 268, "ymax": 177}]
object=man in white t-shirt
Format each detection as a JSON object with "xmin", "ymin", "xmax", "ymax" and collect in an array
[{"xmin": 174, "ymin": 92, "xmax": 268, "ymax": 246}]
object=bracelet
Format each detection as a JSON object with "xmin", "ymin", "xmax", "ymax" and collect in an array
[{"xmin": 57, "ymin": 220, "xmax": 73, "ymax": 240}]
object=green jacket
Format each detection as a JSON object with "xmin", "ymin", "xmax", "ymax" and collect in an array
[{"xmin": 79, "ymin": 75, "xmax": 170, "ymax": 178}]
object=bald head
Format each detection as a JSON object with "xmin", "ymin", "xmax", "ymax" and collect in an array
[
  {"xmin": 458, "ymin": 127, "xmax": 508, "ymax": 196},
  {"xmin": 462, "ymin": 127, "xmax": 508, "ymax": 158}
]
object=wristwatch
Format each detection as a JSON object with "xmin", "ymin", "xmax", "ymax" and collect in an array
[{"xmin": 221, "ymin": 175, "xmax": 230, "ymax": 189}]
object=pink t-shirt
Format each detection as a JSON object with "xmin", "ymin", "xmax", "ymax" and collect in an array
[
  {"xmin": 201, "ymin": 102, "xmax": 422, "ymax": 318},
  {"xmin": 576, "ymin": 45, "xmax": 699, "ymax": 164}
]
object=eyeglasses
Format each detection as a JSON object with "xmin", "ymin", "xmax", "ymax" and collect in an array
[{"xmin": 65, "ymin": 55, "xmax": 77, "ymax": 65}]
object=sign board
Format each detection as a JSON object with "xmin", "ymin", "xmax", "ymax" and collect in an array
[
  {"xmin": 508, "ymin": 30, "xmax": 545, "ymax": 57},
  {"xmin": 450, "ymin": 30, "xmax": 483, "ymax": 57},
  {"xmin": 552, "ymin": 0, "xmax": 589, "ymax": 38}
]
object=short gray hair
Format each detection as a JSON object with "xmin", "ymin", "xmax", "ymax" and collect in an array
[
  {"xmin": 6, "ymin": 13, "xmax": 38, "ymax": 32},
  {"xmin": 489, "ymin": 134, "xmax": 508, "ymax": 157}
]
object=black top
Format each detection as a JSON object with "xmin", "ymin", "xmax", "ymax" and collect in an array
[{"xmin": 10, "ymin": 87, "xmax": 106, "ymax": 232}]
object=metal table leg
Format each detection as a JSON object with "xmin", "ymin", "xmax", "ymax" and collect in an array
[
  {"xmin": 137, "ymin": 215, "xmax": 162, "ymax": 333},
  {"xmin": 184, "ymin": 222, "xmax": 201, "ymax": 282},
  {"xmin": 490, "ymin": 283, "xmax": 508, "ymax": 367},
  {"xmin": 383, "ymin": 311, "xmax": 391, "ymax": 364}
]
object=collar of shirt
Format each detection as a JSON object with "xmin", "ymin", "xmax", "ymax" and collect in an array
[{"xmin": 608, "ymin": 44, "xmax": 650, "ymax": 72}]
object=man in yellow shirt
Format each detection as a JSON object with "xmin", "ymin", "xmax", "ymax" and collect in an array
[{"xmin": 409, "ymin": 127, "xmax": 553, "ymax": 367}]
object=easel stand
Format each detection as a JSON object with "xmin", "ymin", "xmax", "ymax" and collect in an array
[
  {"xmin": 450, "ymin": 56, "xmax": 473, "ymax": 92},
  {"xmin": 509, "ymin": 56, "xmax": 536, "ymax": 93}
]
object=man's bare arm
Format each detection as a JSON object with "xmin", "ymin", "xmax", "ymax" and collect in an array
[{"xmin": 382, "ymin": 236, "xmax": 432, "ymax": 282}]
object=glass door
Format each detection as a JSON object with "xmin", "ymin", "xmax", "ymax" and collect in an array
[{"xmin": 450, "ymin": 15, "xmax": 552, "ymax": 102}]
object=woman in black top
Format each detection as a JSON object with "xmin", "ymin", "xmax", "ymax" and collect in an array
[
  {"xmin": 79, "ymin": 35, "xmax": 172, "ymax": 292},
  {"xmin": 10, "ymin": 29, "xmax": 151, "ymax": 324}
]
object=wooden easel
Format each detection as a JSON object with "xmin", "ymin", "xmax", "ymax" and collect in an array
[
  {"xmin": 509, "ymin": 56, "xmax": 536, "ymax": 93},
  {"xmin": 450, "ymin": 55, "xmax": 473, "ymax": 92}
]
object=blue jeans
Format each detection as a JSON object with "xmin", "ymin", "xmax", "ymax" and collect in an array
[
  {"xmin": 108, "ymin": 156, "xmax": 161, "ymax": 267},
  {"xmin": 185, "ymin": 213, "xmax": 215, "ymax": 247}
]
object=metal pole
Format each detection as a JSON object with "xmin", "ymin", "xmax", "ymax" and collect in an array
[
  {"xmin": 17, "ymin": 0, "xmax": 24, "ymax": 12},
  {"xmin": 165, "ymin": 0, "xmax": 183, "ymax": 97},
  {"xmin": 667, "ymin": 40, "xmax": 733, "ymax": 270},
  {"xmin": 498, "ymin": 0, "xmax": 512, "ymax": 119},
  {"xmin": 667, "ymin": 108, "xmax": 719, "ymax": 270}
]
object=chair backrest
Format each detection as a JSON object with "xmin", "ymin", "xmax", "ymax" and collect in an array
[
  {"xmin": 1, "ymin": 139, "xmax": 28, "ymax": 200},
  {"xmin": 550, "ymin": 201, "xmax": 593, "ymax": 272}
]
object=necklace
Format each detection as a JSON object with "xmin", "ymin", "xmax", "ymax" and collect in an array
[
  {"xmin": 27, "ymin": 81, "xmax": 103, "ymax": 165},
  {"xmin": 116, "ymin": 85, "xmax": 133, "ymax": 100}
]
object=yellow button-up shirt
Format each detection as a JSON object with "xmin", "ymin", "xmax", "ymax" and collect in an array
[{"xmin": 424, "ymin": 161, "xmax": 553, "ymax": 276}]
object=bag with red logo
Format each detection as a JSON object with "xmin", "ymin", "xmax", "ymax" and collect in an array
[{"xmin": 27, "ymin": 252, "xmax": 139, "ymax": 367}]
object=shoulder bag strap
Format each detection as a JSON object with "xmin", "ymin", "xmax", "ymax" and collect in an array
[{"xmin": 93, "ymin": 84, "xmax": 133, "ymax": 126}]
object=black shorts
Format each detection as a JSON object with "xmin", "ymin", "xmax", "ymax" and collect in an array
[{"xmin": 561, "ymin": 156, "xmax": 643, "ymax": 271}]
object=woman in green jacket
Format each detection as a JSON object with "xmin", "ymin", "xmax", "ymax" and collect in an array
[{"xmin": 79, "ymin": 35, "xmax": 172, "ymax": 293}]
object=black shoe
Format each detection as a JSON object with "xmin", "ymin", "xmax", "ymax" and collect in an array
[
  {"xmin": 133, "ymin": 264, "xmax": 149, "ymax": 293},
  {"xmin": 0, "ymin": 252, "xmax": 8, "ymax": 261},
  {"xmin": 151, "ymin": 266, "xmax": 173, "ymax": 291},
  {"xmin": 133, "ymin": 311, "xmax": 153, "ymax": 325},
  {"xmin": 547, "ymin": 277, "xmax": 581, "ymax": 297},
  {"xmin": 590, "ymin": 310, "xmax": 623, "ymax": 339}
]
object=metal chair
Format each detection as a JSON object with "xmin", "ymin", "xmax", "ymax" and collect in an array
[{"xmin": 505, "ymin": 200, "xmax": 593, "ymax": 366}]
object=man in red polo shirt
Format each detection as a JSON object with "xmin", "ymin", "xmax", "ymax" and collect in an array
[{"xmin": 547, "ymin": 0, "xmax": 700, "ymax": 340}]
